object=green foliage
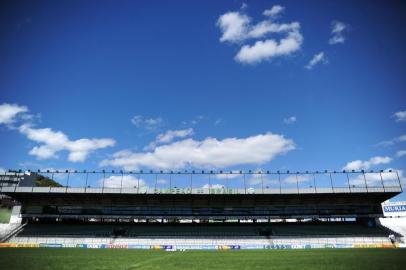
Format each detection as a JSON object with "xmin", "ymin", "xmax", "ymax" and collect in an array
[
  {"xmin": 35, "ymin": 175, "xmax": 63, "ymax": 187},
  {"xmin": 0, "ymin": 248, "xmax": 405, "ymax": 270},
  {"xmin": 0, "ymin": 207, "xmax": 11, "ymax": 223}
]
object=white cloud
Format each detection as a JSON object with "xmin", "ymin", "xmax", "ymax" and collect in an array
[
  {"xmin": 396, "ymin": 150, "xmax": 406, "ymax": 157},
  {"xmin": 248, "ymin": 175, "xmax": 276, "ymax": 186},
  {"xmin": 263, "ymin": 5, "xmax": 285, "ymax": 18},
  {"xmin": 215, "ymin": 172, "xmax": 242, "ymax": 180},
  {"xmin": 101, "ymin": 132, "xmax": 295, "ymax": 171},
  {"xmin": 248, "ymin": 21, "xmax": 300, "ymax": 39},
  {"xmin": 19, "ymin": 124, "xmax": 115, "ymax": 162},
  {"xmin": 144, "ymin": 128, "xmax": 194, "ymax": 150},
  {"xmin": 393, "ymin": 111, "xmax": 406, "ymax": 122},
  {"xmin": 157, "ymin": 179, "xmax": 167, "ymax": 184},
  {"xmin": 342, "ymin": 156, "xmax": 392, "ymax": 171},
  {"xmin": 217, "ymin": 6, "xmax": 303, "ymax": 64},
  {"xmin": 377, "ymin": 134, "xmax": 406, "ymax": 147},
  {"xmin": 0, "ymin": 103, "xmax": 28, "ymax": 124},
  {"xmin": 156, "ymin": 128, "xmax": 194, "ymax": 144},
  {"xmin": 217, "ymin": 11, "xmax": 251, "ymax": 43},
  {"xmin": 202, "ymin": 183, "xmax": 224, "ymax": 189},
  {"xmin": 0, "ymin": 103, "xmax": 116, "ymax": 163},
  {"xmin": 283, "ymin": 116, "xmax": 297, "ymax": 125},
  {"xmin": 131, "ymin": 115, "xmax": 163, "ymax": 131},
  {"xmin": 329, "ymin": 21, "xmax": 347, "ymax": 44},
  {"xmin": 305, "ymin": 52, "xmax": 327, "ymax": 70},
  {"xmin": 235, "ymin": 29, "xmax": 303, "ymax": 64},
  {"xmin": 283, "ymin": 174, "xmax": 311, "ymax": 184},
  {"xmin": 101, "ymin": 175, "xmax": 146, "ymax": 188}
]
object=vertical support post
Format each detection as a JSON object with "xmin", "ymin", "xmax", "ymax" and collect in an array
[
  {"xmin": 362, "ymin": 171, "xmax": 368, "ymax": 192},
  {"xmin": 102, "ymin": 171, "xmax": 105, "ymax": 193},
  {"xmin": 346, "ymin": 172, "xmax": 351, "ymax": 193},
  {"xmin": 226, "ymin": 174, "xmax": 228, "ymax": 194},
  {"xmin": 190, "ymin": 173, "xmax": 193, "ymax": 194},
  {"xmin": 137, "ymin": 174, "xmax": 140, "ymax": 193},
  {"xmin": 50, "ymin": 172, "xmax": 55, "ymax": 193},
  {"xmin": 278, "ymin": 173, "xmax": 282, "ymax": 194},
  {"xmin": 379, "ymin": 171, "xmax": 385, "ymax": 192},
  {"xmin": 169, "ymin": 174, "xmax": 172, "ymax": 191},
  {"xmin": 295, "ymin": 173, "xmax": 299, "ymax": 194},
  {"xmin": 85, "ymin": 172, "xmax": 89, "ymax": 192},
  {"xmin": 209, "ymin": 173, "xmax": 211, "ymax": 194},
  {"xmin": 30, "ymin": 171, "xmax": 35, "ymax": 192},
  {"xmin": 65, "ymin": 172, "xmax": 70, "ymax": 193},
  {"xmin": 396, "ymin": 170, "xmax": 402, "ymax": 191},
  {"xmin": 154, "ymin": 173, "xmax": 158, "ymax": 191},
  {"xmin": 120, "ymin": 171, "xmax": 124, "ymax": 193},
  {"xmin": 312, "ymin": 173, "xmax": 317, "ymax": 193},
  {"xmin": 329, "ymin": 173, "xmax": 334, "ymax": 193},
  {"xmin": 261, "ymin": 173, "xmax": 264, "ymax": 194},
  {"xmin": 243, "ymin": 173, "xmax": 246, "ymax": 195}
]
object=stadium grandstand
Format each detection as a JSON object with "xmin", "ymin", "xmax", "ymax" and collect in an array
[{"xmin": 0, "ymin": 169, "xmax": 405, "ymax": 250}]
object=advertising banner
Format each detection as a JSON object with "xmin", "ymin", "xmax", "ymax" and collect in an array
[
  {"xmin": 39, "ymin": 243, "xmax": 63, "ymax": 248},
  {"xmin": 382, "ymin": 201, "xmax": 406, "ymax": 217},
  {"xmin": 128, "ymin": 245, "xmax": 150, "ymax": 249},
  {"xmin": 16, "ymin": 243, "xmax": 39, "ymax": 248},
  {"xmin": 106, "ymin": 244, "xmax": 128, "ymax": 249}
]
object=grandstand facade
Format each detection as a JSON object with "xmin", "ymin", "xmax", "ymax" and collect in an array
[{"xmin": 0, "ymin": 170, "xmax": 404, "ymax": 250}]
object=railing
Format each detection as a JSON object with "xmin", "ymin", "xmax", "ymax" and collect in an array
[{"xmin": 0, "ymin": 169, "xmax": 403, "ymax": 195}]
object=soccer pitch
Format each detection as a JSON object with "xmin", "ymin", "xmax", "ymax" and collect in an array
[{"xmin": 0, "ymin": 248, "xmax": 405, "ymax": 270}]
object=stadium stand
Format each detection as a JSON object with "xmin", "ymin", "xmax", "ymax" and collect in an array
[{"xmin": 0, "ymin": 170, "xmax": 403, "ymax": 249}]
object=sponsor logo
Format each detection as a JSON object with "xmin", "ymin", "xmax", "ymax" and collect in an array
[{"xmin": 383, "ymin": 205, "xmax": 406, "ymax": 212}]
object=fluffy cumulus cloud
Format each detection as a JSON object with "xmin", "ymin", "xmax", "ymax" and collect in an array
[
  {"xmin": 0, "ymin": 103, "xmax": 116, "ymax": 163},
  {"xmin": 329, "ymin": 21, "xmax": 347, "ymax": 44},
  {"xmin": 101, "ymin": 133, "xmax": 295, "ymax": 170},
  {"xmin": 156, "ymin": 128, "xmax": 193, "ymax": 144},
  {"xmin": 19, "ymin": 124, "xmax": 115, "ymax": 162},
  {"xmin": 0, "ymin": 103, "xmax": 28, "ymax": 124},
  {"xmin": 144, "ymin": 128, "xmax": 194, "ymax": 150},
  {"xmin": 101, "ymin": 175, "xmax": 146, "ymax": 188},
  {"xmin": 342, "ymin": 156, "xmax": 392, "ymax": 171},
  {"xmin": 305, "ymin": 52, "xmax": 327, "ymax": 70},
  {"xmin": 131, "ymin": 115, "xmax": 163, "ymax": 131},
  {"xmin": 217, "ymin": 5, "xmax": 303, "ymax": 64},
  {"xmin": 217, "ymin": 11, "xmax": 251, "ymax": 43},
  {"xmin": 283, "ymin": 116, "xmax": 296, "ymax": 125},
  {"xmin": 263, "ymin": 5, "xmax": 285, "ymax": 18},
  {"xmin": 235, "ymin": 29, "xmax": 303, "ymax": 64},
  {"xmin": 215, "ymin": 171, "xmax": 241, "ymax": 180},
  {"xmin": 283, "ymin": 174, "xmax": 311, "ymax": 184},
  {"xmin": 393, "ymin": 111, "xmax": 406, "ymax": 122}
]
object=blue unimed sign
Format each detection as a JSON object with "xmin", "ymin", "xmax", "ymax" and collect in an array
[{"xmin": 383, "ymin": 205, "xmax": 406, "ymax": 212}]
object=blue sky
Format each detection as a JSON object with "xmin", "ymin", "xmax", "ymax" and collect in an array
[{"xmin": 0, "ymin": 1, "xmax": 405, "ymax": 199}]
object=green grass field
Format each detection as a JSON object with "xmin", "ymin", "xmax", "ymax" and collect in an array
[
  {"xmin": 0, "ymin": 207, "xmax": 11, "ymax": 223},
  {"xmin": 0, "ymin": 248, "xmax": 405, "ymax": 270}
]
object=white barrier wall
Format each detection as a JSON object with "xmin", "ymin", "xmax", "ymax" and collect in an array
[{"xmin": 3, "ymin": 235, "xmax": 396, "ymax": 250}]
